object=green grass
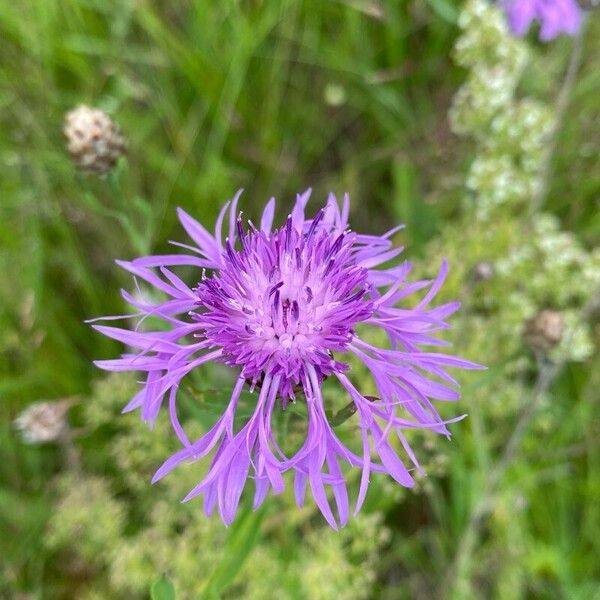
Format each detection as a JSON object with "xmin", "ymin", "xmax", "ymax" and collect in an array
[{"xmin": 1, "ymin": 1, "xmax": 599, "ymax": 598}]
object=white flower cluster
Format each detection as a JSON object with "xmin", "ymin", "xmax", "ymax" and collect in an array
[
  {"xmin": 496, "ymin": 214, "xmax": 600, "ymax": 361},
  {"xmin": 451, "ymin": 0, "xmax": 528, "ymax": 135},
  {"xmin": 450, "ymin": 0, "xmax": 555, "ymax": 220},
  {"xmin": 466, "ymin": 154, "xmax": 533, "ymax": 218}
]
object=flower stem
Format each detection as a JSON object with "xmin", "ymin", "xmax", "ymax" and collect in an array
[
  {"xmin": 441, "ymin": 289, "xmax": 599, "ymax": 598},
  {"xmin": 529, "ymin": 24, "xmax": 586, "ymax": 216}
]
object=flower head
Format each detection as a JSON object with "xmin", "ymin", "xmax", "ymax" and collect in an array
[
  {"xmin": 523, "ymin": 309, "xmax": 565, "ymax": 352},
  {"xmin": 501, "ymin": 0, "xmax": 582, "ymax": 41},
  {"xmin": 14, "ymin": 399, "xmax": 74, "ymax": 444},
  {"xmin": 64, "ymin": 105, "xmax": 127, "ymax": 175},
  {"xmin": 92, "ymin": 190, "xmax": 481, "ymax": 527}
]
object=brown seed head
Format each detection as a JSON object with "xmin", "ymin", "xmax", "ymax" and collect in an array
[
  {"xmin": 13, "ymin": 399, "xmax": 74, "ymax": 444},
  {"xmin": 523, "ymin": 309, "xmax": 565, "ymax": 353},
  {"xmin": 64, "ymin": 105, "xmax": 127, "ymax": 175}
]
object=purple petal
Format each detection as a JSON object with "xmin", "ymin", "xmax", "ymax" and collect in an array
[
  {"xmin": 176, "ymin": 207, "xmax": 221, "ymax": 263},
  {"xmin": 260, "ymin": 197, "xmax": 276, "ymax": 233}
]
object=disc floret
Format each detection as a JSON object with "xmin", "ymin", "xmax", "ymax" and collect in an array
[{"xmin": 196, "ymin": 211, "xmax": 373, "ymax": 400}]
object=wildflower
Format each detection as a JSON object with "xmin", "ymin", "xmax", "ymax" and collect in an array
[
  {"xmin": 500, "ymin": 0, "xmax": 582, "ymax": 41},
  {"xmin": 14, "ymin": 399, "xmax": 74, "ymax": 444},
  {"xmin": 64, "ymin": 105, "xmax": 127, "ymax": 175},
  {"xmin": 92, "ymin": 190, "xmax": 481, "ymax": 527}
]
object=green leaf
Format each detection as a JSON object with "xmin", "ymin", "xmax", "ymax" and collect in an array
[
  {"xmin": 150, "ymin": 575, "xmax": 176, "ymax": 600},
  {"xmin": 200, "ymin": 505, "xmax": 266, "ymax": 599},
  {"xmin": 392, "ymin": 158, "xmax": 438, "ymax": 249},
  {"xmin": 426, "ymin": 0, "xmax": 459, "ymax": 23}
]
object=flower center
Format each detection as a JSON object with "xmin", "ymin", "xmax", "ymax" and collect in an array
[{"xmin": 194, "ymin": 211, "xmax": 374, "ymax": 397}]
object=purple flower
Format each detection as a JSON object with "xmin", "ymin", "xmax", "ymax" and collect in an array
[
  {"xmin": 92, "ymin": 190, "xmax": 482, "ymax": 528},
  {"xmin": 501, "ymin": 0, "xmax": 582, "ymax": 41}
]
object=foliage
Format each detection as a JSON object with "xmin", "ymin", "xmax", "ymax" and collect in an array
[{"xmin": 0, "ymin": 0, "xmax": 598, "ymax": 599}]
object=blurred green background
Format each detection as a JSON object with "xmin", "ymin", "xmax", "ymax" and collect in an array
[{"xmin": 1, "ymin": 1, "xmax": 599, "ymax": 598}]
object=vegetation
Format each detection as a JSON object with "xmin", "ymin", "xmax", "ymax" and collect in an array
[{"xmin": 1, "ymin": 1, "xmax": 599, "ymax": 598}]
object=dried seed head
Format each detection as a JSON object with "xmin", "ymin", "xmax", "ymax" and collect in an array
[
  {"xmin": 13, "ymin": 399, "xmax": 74, "ymax": 444},
  {"xmin": 523, "ymin": 309, "xmax": 565, "ymax": 353},
  {"xmin": 469, "ymin": 261, "xmax": 495, "ymax": 283},
  {"xmin": 64, "ymin": 105, "xmax": 127, "ymax": 175}
]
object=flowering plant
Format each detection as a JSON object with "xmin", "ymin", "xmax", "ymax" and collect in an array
[
  {"xmin": 93, "ymin": 191, "xmax": 480, "ymax": 527},
  {"xmin": 501, "ymin": 0, "xmax": 582, "ymax": 40}
]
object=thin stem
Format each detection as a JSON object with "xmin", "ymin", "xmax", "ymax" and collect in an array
[
  {"xmin": 107, "ymin": 167, "xmax": 151, "ymax": 256},
  {"xmin": 59, "ymin": 430, "xmax": 82, "ymax": 474},
  {"xmin": 441, "ymin": 289, "xmax": 599, "ymax": 598},
  {"xmin": 529, "ymin": 25, "xmax": 586, "ymax": 216}
]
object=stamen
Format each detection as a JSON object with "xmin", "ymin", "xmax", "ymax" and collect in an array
[
  {"xmin": 269, "ymin": 281, "xmax": 284, "ymax": 297},
  {"xmin": 236, "ymin": 217, "xmax": 247, "ymax": 251},
  {"xmin": 282, "ymin": 299, "xmax": 290, "ymax": 329},
  {"xmin": 306, "ymin": 208, "xmax": 325, "ymax": 240},
  {"xmin": 343, "ymin": 289, "xmax": 367, "ymax": 304},
  {"xmin": 285, "ymin": 215, "xmax": 293, "ymax": 252},
  {"xmin": 326, "ymin": 232, "xmax": 346, "ymax": 260},
  {"xmin": 225, "ymin": 239, "xmax": 240, "ymax": 268},
  {"xmin": 324, "ymin": 258, "xmax": 336, "ymax": 276}
]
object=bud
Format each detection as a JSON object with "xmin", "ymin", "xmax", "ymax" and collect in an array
[
  {"xmin": 522, "ymin": 309, "xmax": 565, "ymax": 353},
  {"xmin": 13, "ymin": 399, "xmax": 74, "ymax": 444},
  {"xmin": 64, "ymin": 105, "xmax": 127, "ymax": 175},
  {"xmin": 323, "ymin": 83, "xmax": 347, "ymax": 108}
]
